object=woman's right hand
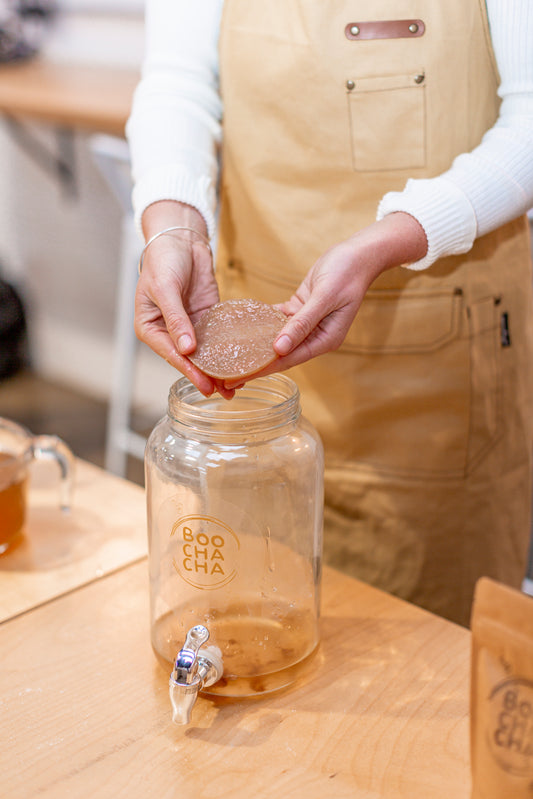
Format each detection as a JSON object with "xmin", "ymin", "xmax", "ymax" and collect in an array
[{"xmin": 134, "ymin": 200, "xmax": 226, "ymax": 396}]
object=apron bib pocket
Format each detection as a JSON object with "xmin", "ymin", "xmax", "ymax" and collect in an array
[{"xmin": 347, "ymin": 72, "xmax": 426, "ymax": 171}]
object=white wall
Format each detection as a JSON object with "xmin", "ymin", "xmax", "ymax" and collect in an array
[
  {"xmin": 0, "ymin": 3, "xmax": 176, "ymax": 417},
  {"xmin": 44, "ymin": 1, "xmax": 145, "ymax": 68}
]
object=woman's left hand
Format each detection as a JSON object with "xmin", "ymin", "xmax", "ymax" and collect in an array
[{"xmin": 224, "ymin": 212, "xmax": 428, "ymax": 387}]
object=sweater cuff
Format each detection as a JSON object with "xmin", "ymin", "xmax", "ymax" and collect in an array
[
  {"xmin": 132, "ymin": 165, "xmax": 218, "ymax": 242},
  {"xmin": 376, "ymin": 177, "xmax": 478, "ymax": 271}
]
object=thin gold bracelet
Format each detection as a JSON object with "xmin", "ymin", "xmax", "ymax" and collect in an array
[{"xmin": 138, "ymin": 225, "xmax": 212, "ymax": 274}]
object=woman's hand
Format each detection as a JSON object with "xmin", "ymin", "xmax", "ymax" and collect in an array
[
  {"xmin": 135, "ymin": 200, "xmax": 234, "ymax": 397},
  {"xmin": 224, "ymin": 212, "xmax": 428, "ymax": 387}
]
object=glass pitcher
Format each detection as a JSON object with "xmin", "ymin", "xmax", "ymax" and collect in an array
[
  {"xmin": 0, "ymin": 417, "xmax": 74, "ymax": 554},
  {"xmin": 145, "ymin": 374, "xmax": 323, "ymax": 718}
]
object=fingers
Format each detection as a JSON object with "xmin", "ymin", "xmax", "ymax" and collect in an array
[
  {"xmin": 148, "ymin": 331, "xmax": 217, "ymax": 396},
  {"xmin": 222, "ymin": 304, "xmax": 356, "ymax": 391},
  {"xmin": 133, "ymin": 214, "xmax": 233, "ymax": 397},
  {"xmin": 211, "ymin": 378, "xmax": 237, "ymax": 400},
  {"xmin": 134, "ymin": 293, "xmax": 216, "ymax": 396},
  {"xmin": 136, "ymin": 314, "xmax": 235, "ymax": 401},
  {"xmin": 138, "ymin": 234, "xmax": 217, "ymax": 356},
  {"xmin": 163, "ymin": 305, "xmax": 197, "ymax": 355},
  {"xmin": 141, "ymin": 271, "xmax": 198, "ymax": 356},
  {"xmin": 273, "ymin": 296, "xmax": 331, "ymax": 357},
  {"xmin": 135, "ymin": 285, "xmax": 231, "ymax": 398},
  {"xmin": 222, "ymin": 346, "xmax": 308, "ymax": 390}
]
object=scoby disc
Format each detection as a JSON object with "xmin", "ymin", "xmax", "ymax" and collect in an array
[{"xmin": 189, "ymin": 298, "xmax": 287, "ymax": 380}]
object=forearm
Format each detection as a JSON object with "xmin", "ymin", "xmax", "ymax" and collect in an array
[
  {"xmin": 269, "ymin": 212, "xmax": 428, "ymax": 365},
  {"xmin": 378, "ymin": 0, "xmax": 533, "ymax": 270},
  {"xmin": 347, "ymin": 212, "xmax": 428, "ymax": 280},
  {"xmin": 126, "ymin": 0, "xmax": 224, "ymax": 239}
]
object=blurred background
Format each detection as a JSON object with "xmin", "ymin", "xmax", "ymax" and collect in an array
[
  {"xmin": 0, "ymin": 0, "xmax": 176, "ymax": 484},
  {"xmin": 0, "ymin": 2, "xmax": 532, "ymax": 495}
]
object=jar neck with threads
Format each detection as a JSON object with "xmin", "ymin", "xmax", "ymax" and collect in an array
[{"xmin": 167, "ymin": 375, "xmax": 301, "ymax": 442}]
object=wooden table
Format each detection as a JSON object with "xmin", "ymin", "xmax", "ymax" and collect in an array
[
  {"xmin": 0, "ymin": 459, "xmax": 147, "ymax": 623},
  {"xmin": 0, "ymin": 461, "xmax": 471, "ymax": 798},
  {"xmin": 0, "ymin": 59, "xmax": 139, "ymax": 136}
]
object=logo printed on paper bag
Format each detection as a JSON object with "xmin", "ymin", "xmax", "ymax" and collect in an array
[
  {"xmin": 488, "ymin": 678, "xmax": 533, "ymax": 776},
  {"xmin": 171, "ymin": 515, "xmax": 240, "ymax": 589}
]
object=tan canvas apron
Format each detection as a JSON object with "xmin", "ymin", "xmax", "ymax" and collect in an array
[{"xmin": 217, "ymin": 0, "xmax": 533, "ymax": 625}]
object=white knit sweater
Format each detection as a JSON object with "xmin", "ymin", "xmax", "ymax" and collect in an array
[{"xmin": 126, "ymin": 0, "xmax": 533, "ymax": 270}]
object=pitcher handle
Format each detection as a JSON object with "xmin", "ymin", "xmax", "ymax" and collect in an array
[{"xmin": 31, "ymin": 435, "xmax": 75, "ymax": 511}]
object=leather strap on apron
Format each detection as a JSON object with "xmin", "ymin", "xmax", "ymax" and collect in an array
[{"xmin": 217, "ymin": 0, "xmax": 533, "ymax": 625}]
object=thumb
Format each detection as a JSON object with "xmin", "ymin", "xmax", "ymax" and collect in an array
[
  {"xmin": 157, "ymin": 290, "xmax": 197, "ymax": 355},
  {"xmin": 274, "ymin": 298, "xmax": 326, "ymax": 356}
]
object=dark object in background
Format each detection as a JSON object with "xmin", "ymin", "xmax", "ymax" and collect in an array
[
  {"xmin": 0, "ymin": 0, "xmax": 57, "ymax": 62},
  {"xmin": 0, "ymin": 277, "xmax": 27, "ymax": 379}
]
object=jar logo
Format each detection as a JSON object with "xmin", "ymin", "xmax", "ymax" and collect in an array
[
  {"xmin": 171, "ymin": 515, "xmax": 240, "ymax": 590},
  {"xmin": 488, "ymin": 678, "xmax": 533, "ymax": 776}
]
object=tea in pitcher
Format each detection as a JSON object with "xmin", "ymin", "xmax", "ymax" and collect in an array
[
  {"xmin": 0, "ymin": 452, "xmax": 27, "ymax": 553},
  {"xmin": 0, "ymin": 417, "xmax": 74, "ymax": 555}
]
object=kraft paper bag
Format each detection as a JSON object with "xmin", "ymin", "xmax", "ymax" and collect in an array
[{"xmin": 470, "ymin": 577, "xmax": 533, "ymax": 798}]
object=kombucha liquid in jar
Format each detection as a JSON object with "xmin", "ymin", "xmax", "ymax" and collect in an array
[{"xmin": 145, "ymin": 375, "xmax": 324, "ymax": 697}]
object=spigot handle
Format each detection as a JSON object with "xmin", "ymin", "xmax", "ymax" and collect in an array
[
  {"xmin": 169, "ymin": 626, "xmax": 224, "ymax": 725},
  {"xmin": 174, "ymin": 624, "xmax": 210, "ymax": 684}
]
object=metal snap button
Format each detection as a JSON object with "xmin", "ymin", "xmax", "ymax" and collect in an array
[
  {"xmin": 349, "ymin": 25, "xmax": 360, "ymax": 36},
  {"xmin": 408, "ymin": 23, "xmax": 419, "ymax": 34},
  {"xmin": 414, "ymin": 73, "xmax": 425, "ymax": 84},
  {"xmin": 346, "ymin": 79, "xmax": 355, "ymax": 91}
]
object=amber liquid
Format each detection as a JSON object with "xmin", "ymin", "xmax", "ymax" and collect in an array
[
  {"xmin": 0, "ymin": 452, "xmax": 27, "ymax": 554},
  {"xmin": 153, "ymin": 597, "xmax": 319, "ymax": 697}
]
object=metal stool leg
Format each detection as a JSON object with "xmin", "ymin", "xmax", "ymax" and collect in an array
[
  {"xmin": 90, "ymin": 134, "xmax": 146, "ymax": 477},
  {"xmin": 104, "ymin": 212, "xmax": 145, "ymax": 475}
]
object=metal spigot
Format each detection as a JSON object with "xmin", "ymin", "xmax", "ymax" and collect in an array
[{"xmin": 169, "ymin": 624, "xmax": 223, "ymax": 725}]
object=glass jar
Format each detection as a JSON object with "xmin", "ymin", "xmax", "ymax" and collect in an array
[{"xmin": 145, "ymin": 374, "xmax": 324, "ymax": 698}]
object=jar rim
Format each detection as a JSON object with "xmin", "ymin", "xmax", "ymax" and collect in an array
[{"xmin": 168, "ymin": 374, "xmax": 301, "ymax": 431}]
